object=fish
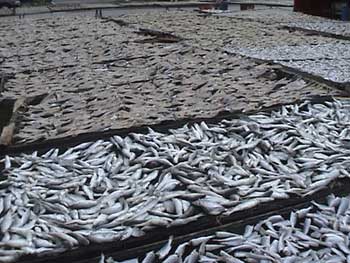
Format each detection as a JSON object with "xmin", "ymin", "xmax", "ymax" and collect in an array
[
  {"xmin": 156, "ymin": 235, "xmax": 173, "ymax": 259},
  {"xmin": 1, "ymin": 99, "xmax": 350, "ymax": 260},
  {"xmin": 100, "ymin": 193, "xmax": 350, "ymax": 263}
]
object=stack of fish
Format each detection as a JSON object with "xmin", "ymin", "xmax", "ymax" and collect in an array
[
  {"xmin": 232, "ymin": 43, "xmax": 350, "ymax": 61},
  {"xmin": 0, "ymin": 99, "xmax": 350, "ymax": 261},
  {"xmin": 284, "ymin": 59, "xmax": 350, "ymax": 84},
  {"xmin": 1, "ymin": 12, "xmax": 338, "ymax": 75},
  {"xmin": 8, "ymin": 54, "xmax": 330, "ymax": 144},
  {"xmin": 0, "ymin": 15, "xmax": 134, "ymax": 74},
  {"xmin": 1, "ymin": 12, "xmax": 344, "ymax": 145},
  {"xmin": 228, "ymin": 42, "xmax": 350, "ymax": 84},
  {"xmin": 4, "ymin": 44, "xmax": 336, "ymax": 145},
  {"xmin": 218, "ymin": 8, "xmax": 326, "ymax": 25},
  {"xmin": 100, "ymin": 194, "xmax": 350, "ymax": 263},
  {"xmin": 121, "ymin": 11, "xmax": 336, "ymax": 50},
  {"xmin": 286, "ymin": 21, "xmax": 350, "ymax": 39}
]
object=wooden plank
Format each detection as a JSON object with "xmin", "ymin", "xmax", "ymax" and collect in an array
[{"xmin": 0, "ymin": 97, "xmax": 26, "ymax": 147}]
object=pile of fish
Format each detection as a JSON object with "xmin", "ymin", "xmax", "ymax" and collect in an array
[
  {"xmin": 100, "ymin": 194, "xmax": 350, "ymax": 263},
  {"xmin": 1, "ymin": 99, "xmax": 350, "ymax": 261},
  {"xmin": 229, "ymin": 43, "xmax": 350, "ymax": 83},
  {"xmin": 0, "ymin": 12, "xmax": 337, "ymax": 75},
  {"xmin": 121, "ymin": 11, "xmax": 336, "ymax": 50},
  {"xmin": 281, "ymin": 59, "xmax": 350, "ymax": 84},
  {"xmin": 1, "ymin": 12, "xmax": 344, "ymax": 145},
  {"xmin": 0, "ymin": 15, "xmax": 134, "ymax": 74},
  {"xmin": 8, "ymin": 54, "xmax": 335, "ymax": 145},
  {"xmin": 217, "ymin": 8, "xmax": 320, "ymax": 25},
  {"xmin": 232, "ymin": 43, "xmax": 350, "ymax": 61},
  {"xmin": 286, "ymin": 21, "xmax": 350, "ymax": 38}
]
